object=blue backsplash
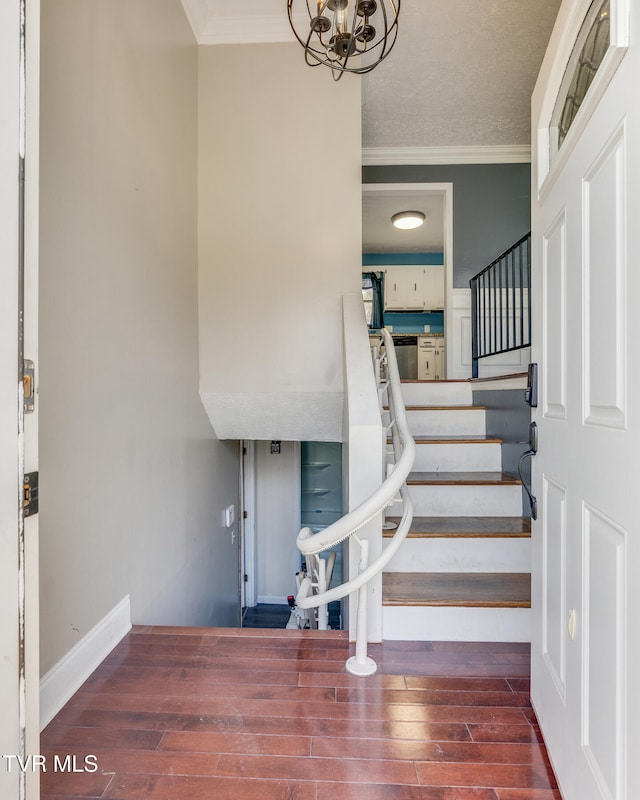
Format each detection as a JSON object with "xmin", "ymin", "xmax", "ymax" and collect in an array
[
  {"xmin": 383, "ymin": 311, "xmax": 444, "ymax": 333},
  {"xmin": 363, "ymin": 252, "xmax": 444, "ymax": 266}
]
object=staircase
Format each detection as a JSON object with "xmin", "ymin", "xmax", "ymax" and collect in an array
[{"xmin": 382, "ymin": 379, "xmax": 531, "ymax": 642}]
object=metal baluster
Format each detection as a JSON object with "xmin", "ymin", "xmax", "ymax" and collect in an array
[
  {"xmin": 511, "ymin": 248, "xmax": 516, "ymax": 349},
  {"xmin": 483, "ymin": 272, "xmax": 488, "ymax": 358},
  {"xmin": 499, "ymin": 257, "xmax": 504, "ymax": 353},
  {"xmin": 526, "ymin": 235, "xmax": 532, "ymax": 346},
  {"xmin": 519, "ymin": 240, "xmax": 524, "ymax": 348}
]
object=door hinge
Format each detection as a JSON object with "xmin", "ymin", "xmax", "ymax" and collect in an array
[
  {"xmin": 23, "ymin": 471, "xmax": 39, "ymax": 517},
  {"xmin": 243, "ymin": 510, "xmax": 248, "ymax": 519},
  {"xmin": 23, "ymin": 359, "xmax": 35, "ymax": 414},
  {"xmin": 244, "ymin": 573, "xmax": 248, "ymax": 582}
]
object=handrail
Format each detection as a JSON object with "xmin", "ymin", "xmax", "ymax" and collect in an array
[
  {"xmin": 294, "ymin": 329, "xmax": 415, "ymax": 675},
  {"xmin": 470, "ymin": 232, "xmax": 531, "ymax": 379}
]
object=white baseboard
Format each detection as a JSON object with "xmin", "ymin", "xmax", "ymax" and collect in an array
[
  {"xmin": 257, "ymin": 595, "xmax": 289, "ymax": 605},
  {"xmin": 40, "ymin": 595, "xmax": 132, "ymax": 731}
]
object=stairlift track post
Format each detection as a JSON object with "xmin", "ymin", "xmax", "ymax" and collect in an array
[{"xmin": 346, "ymin": 536, "xmax": 377, "ymax": 676}]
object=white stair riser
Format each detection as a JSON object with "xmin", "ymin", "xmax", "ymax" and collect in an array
[
  {"xmin": 382, "ymin": 605, "xmax": 531, "ymax": 642},
  {"xmin": 383, "ymin": 537, "xmax": 530, "ymax": 573},
  {"xmin": 408, "ymin": 484, "xmax": 523, "ymax": 517},
  {"xmin": 407, "ymin": 408, "xmax": 486, "ymax": 436},
  {"xmin": 412, "ymin": 442, "xmax": 501, "ymax": 472},
  {"xmin": 401, "ymin": 382, "xmax": 473, "ymax": 407}
]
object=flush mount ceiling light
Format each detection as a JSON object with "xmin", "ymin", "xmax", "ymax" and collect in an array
[
  {"xmin": 391, "ymin": 211, "xmax": 425, "ymax": 230},
  {"xmin": 287, "ymin": 0, "xmax": 400, "ymax": 81}
]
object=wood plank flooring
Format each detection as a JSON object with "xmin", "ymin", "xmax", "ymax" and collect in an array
[{"xmin": 40, "ymin": 626, "xmax": 558, "ymax": 800}]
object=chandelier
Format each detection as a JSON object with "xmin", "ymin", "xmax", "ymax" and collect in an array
[{"xmin": 287, "ymin": 0, "xmax": 401, "ymax": 80}]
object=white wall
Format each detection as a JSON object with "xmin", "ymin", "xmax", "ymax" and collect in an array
[
  {"xmin": 38, "ymin": 0, "xmax": 241, "ymax": 675},
  {"xmin": 255, "ymin": 441, "xmax": 301, "ymax": 604},
  {"xmin": 197, "ymin": 43, "xmax": 362, "ymax": 442}
]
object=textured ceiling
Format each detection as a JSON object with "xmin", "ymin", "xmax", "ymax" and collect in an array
[
  {"xmin": 181, "ymin": 0, "xmax": 561, "ymax": 252},
  {"xmin": 362, "ymin": 0, "xmax": 562, "ymax": 149},
  {"xmin": 182, "ymin": 0, "xmax": 561, "ymax": 151}
]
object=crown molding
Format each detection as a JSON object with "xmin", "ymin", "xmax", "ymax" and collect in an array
[
  {"xmin": 181, "ymin": 0, "xmax": 302, "ymax": 45},
  {"xmin": 197, "ymin": 14, "xmax": 297, "ymax": 45},
  {"xmin": 180, "ymin": 0, "xmax": 208, "ymax": 41},
  {"xmin": 362, "ymin": 145, "xmax": 532, "ymax": 166}
]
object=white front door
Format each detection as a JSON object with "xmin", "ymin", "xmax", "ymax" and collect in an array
[
  {"xmin": 0, "ymin": 0, "xmax": 25, "ymax": 787},
  {"xmin": 531, "ymin": 1, "xmax": 639, "ymax": 799},
  {"xmin": 1, "ymin": 1, "xmax": 40, "ymax": 798}
]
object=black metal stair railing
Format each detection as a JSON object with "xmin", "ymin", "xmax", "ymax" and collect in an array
[{"xmin": 470, "ymin": 232, "xmax": 531, "ymax": 379}]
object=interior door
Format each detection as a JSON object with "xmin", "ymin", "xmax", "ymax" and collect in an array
[{"xmin": 531, "ymin": 2, "xmax": 639, "ymax": 799}]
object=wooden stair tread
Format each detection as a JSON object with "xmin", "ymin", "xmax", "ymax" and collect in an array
[
  {"xmin": 405, "ymin": 405, "xmax": 485, "ymax": 411},
  {"xmin": 470, "ymin": 372, "xmax": 528, "ymax": 383},
  {"xmin": 384, "ymin": 516, "xmax": 531, "ymax": 538},
  {"xmin": 382, "ymin": 572, "xmax": 531, "ymax": 608},
  {"xmin": 407, "ymin": 471, "xmax": 522, "ymax": 486},
  {"xmin": 409, "ymin": 435, "xmax": 502, "ymax": 444},
  {"xmin": 401, "ymin": 379, "xmax": 470, "ymax": 384}
]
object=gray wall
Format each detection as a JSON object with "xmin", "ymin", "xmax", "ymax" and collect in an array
[
  {"xmin": 39, "ymin": 0, "xmax": 241, "ymax": 674},
  {"xmin": 472, "ymin": 389, "xmax": 533, "ymax": 518},
  {"xmin": 363, "ymin": 164, "xmax": 531, "ymax": 287}
]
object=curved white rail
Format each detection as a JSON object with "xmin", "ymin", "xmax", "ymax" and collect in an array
[{"xmin": 294, "ymin": 329, "xmax": 415, "ymax": 675}]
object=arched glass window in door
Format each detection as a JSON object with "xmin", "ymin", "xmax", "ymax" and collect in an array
[{"xmin": 550, "ymin": 0, "xmax": 610, "ymax": 160}]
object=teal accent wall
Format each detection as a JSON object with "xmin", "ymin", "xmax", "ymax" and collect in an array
[
  {"xmin": 363, "ymin": 252, "xmax": 444, "ymax": 266},
  {"xmin": 383, "ymin": 311, "xmax": 444, "ymax": 333}
]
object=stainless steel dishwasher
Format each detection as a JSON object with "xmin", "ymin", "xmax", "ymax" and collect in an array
[{"xmin": 392, "ymin": 335, "xmax": 418, "ymax": 380}]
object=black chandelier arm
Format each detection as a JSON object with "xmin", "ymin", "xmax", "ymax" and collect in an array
[{"xmin": 288, "ymin": 0, "xmax": 401, "ymax": 78}]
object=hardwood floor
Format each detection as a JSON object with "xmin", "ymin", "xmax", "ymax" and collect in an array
[{"xmin": 40, "ymin": 626, "xmax": 559, "ymax": 800}]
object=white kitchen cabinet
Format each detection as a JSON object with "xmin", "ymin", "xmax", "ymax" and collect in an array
[
  {"xmin": 418, "ymin": 336, "xmax": 446, "ymax": 380},
  {"xmin": 383, "ymin": 266, "xmax": 444, "ymax": 310},
  {"xmin": 384, "ymin": 267, "xmax": 424, "ymax": 310},
  {"xmin": 423, "ymin": 265, "xmax": 445, "ymax": 309}
]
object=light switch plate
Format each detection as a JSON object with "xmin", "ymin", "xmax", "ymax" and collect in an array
[{"xmin": 223, "ymin": 505, "xmax": 235, "ymax": 528}]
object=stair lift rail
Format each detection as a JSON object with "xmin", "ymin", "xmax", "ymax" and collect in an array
[{"xmin": 294, "ymin": 329, "xmax": 416, "ymax": 676}]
